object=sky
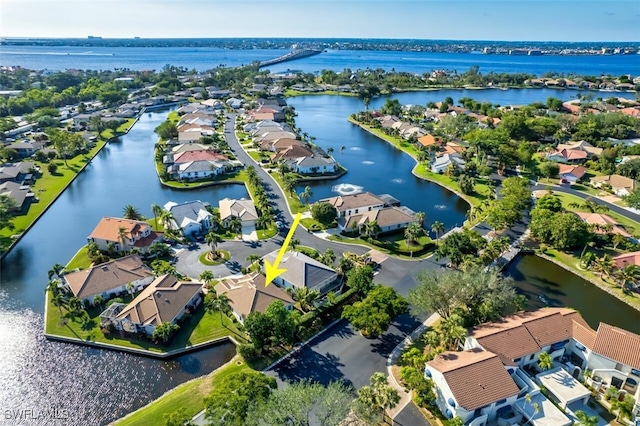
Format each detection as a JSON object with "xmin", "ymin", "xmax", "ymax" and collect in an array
[{"xmin": 1, "ymin": 0, "xmax": 639, "ymax": 42}]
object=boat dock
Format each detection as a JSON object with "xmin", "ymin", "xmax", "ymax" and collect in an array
[{"xmin": 258, "ymin": 49, "xmax": 322, "ymax": 68}]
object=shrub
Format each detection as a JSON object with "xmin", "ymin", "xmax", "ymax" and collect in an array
[
  {"xmin": 47, "ymin": 162, "xmax": 58, "ymax": 174},
  {"xmin": 238, "ymin": 343, "xmax": 259, "ymax": 361}
]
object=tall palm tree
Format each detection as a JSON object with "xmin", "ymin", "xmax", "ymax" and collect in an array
[
  {"xmin": 158, "ymin": 210, "xmax": 175, "ymax": 230},
  {"xmin": 414, "ymin": 211, "xmax": 426, "ymax": 226},
  {"xmin": 46, "ymin": 279, "xmax": 61, "ymax": 297},
  {"xmin": 117, "ymin": 226, "xmax": 129, "ymax": 253},
  {"xmin": 246, "ymin": 254, "xmax": 261, "ymax": 267},
  {"xmin": 199, "ymin": 270, "xmax": 215, "ymax": 288},
  {"xmin": 292, "ymin": 287, "xmax": 320, "ymax": 312},
  {"xmin": 256, "ymin": 215, "xmax": 271, "ymax": 231},
  {"xmin": 616, "ymin": 264, "xmax": 640, "ymax": 290},
  {"xmin": 282, "ymin": 174, "xmax": 298, "ymax": 195},
  {"xmin": 48, "ymin": 263, "xmax": 65, "ymax": 280},
  {"xmin": 228, "ymin": 217, "xmax": 242, "ymax": 235},
  {"xmin": 404, "ymin": 222, "xmax": 424, "ymax": 246},
  {"xmin": 340, "ymin": 145, "xmax": 346, "ymax": 155},
  {"xmin": 299, "ymin": 186, "xmax": 314, "ymax": 205},
  {"xmin": 363, "ymin": 221, "xmax": 382, "ymax": 240},
  {"xmin": 538, "ymin": 352, "xmax": 553, "ymax": 371},
  {"xmin": 326, "ymin": 147, "xmax": 334, "ymax": 157},
  {"xmin": 122, "ymin": 204, "xmax": 142, "ymax": 220},
  {"xmin": 151, "ymin": 203, "xmax": 163, "ymax": 230},
  {"xmin": 204, "ymin": 231, "xmax": 223, "ymax": 255},
  {"xmin": 438, "ymin": 314, "xmax": 467, "ymax": 351},
  {"xmin": 431, "ymin": 221, "xmax": 445, "ymax": 244},
  {"xmin": 52, "ymin": 292, "xmax": 67, "ymax": 317},
  {"xmin": 93, "ymin": 294, "xmax": 104, "ymax": 310},
  {"xmin": 125, "ymin": 281, "xmax": 135, "ymax": 298},
  {"xmin": 205, "ymin": 293, "xmax": 232, "ymax": 326}
]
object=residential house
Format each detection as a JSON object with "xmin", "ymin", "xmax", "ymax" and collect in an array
[
  {"xmin": 8, "ymin": 141, "xmax": 45, "ymax": 158},
  {"xmin": 166, "ymin": 150, "xmax": 229, "ymax": 167},
  {"xmin": 613, "ymin": 251, "xmax": 640, "ymax": 269},
  {"xmin": 113, "ymin": 274, "xmax": 202, "ymax": 335},
  {"xmin": 591, "ymin": 174, "xmax": 638, "ymax": 197},
  {"xmin": 62, "ymin": 254, "xmax": 154, "ymax": 305},
  {"xmin": 556, "ymin": 141, "xmax": 603, "ymax": 158},
  {"xmin": 259, "ymin": 138, "xmax": 304, "ymax": 152},
  {"xmin": 0, "ymin": 161, "xmax": 35, "ymax": 184},
  {"xmin": 318, "ymin": 192, "xmax": 386, "ymax": 218},
  {"xmin": 377, "ymin": 115, "xmax": 400, "ymax": 129},
  {"xmin": 170, "ymin": 159, "xmax": 235, "ymax": 180},
  {"xmin": 425, "ymin": 349, "xmax": 521, "ymax": 424},
  {"xmin": 254, "ymin": 131, "xmax": 298, "ymax": 144},
  {"xmin": 272, "ymin": 145, "xmax": 314, "ymax": 162},
  {"xmin": 558, "ymin": 164, "xmax": 587, "ymax": 183},
  {"xmin": 573, "ymin": 212, "xmax": 632, "ymax": 238},
  {"xmin": 545, "ymin": 148, "xmax": 588, "ymax": 163},
  {"xmin": 87, "ymin": 217, "xmax": 163, "ymax": 254},
  {"xmin": 226, "ymin": 97, "xmax": 243, "ymax": 109},
  {"xmin": 339, "ymin": 206, "xmax": 419, "ymax": 235},
  {"xmin": 0, "ymin": 181, "xmax": 34, "ymax": 212},
  {"xmin": 214, "ymin": 273, "xmax": 293, "ymax": 324},
  {"xmin": 163, "ymin": 200, "xmax": 213, "ymax": 236},
  {"xmin": 171, "ymin": 143, "xmax": 211, "ymax": 154},
  {"xmin": 286, "ymin": 154, "xmax": 338, "ymax": 175},
  {"xmin": 262, "ymin": 250, "xmax": 339, "ymax": 296},
  {"xmin": 218, "ymin": 198, "xmax": 258, "ymax": 227},
  {"xmin": 431, "ymin": 153, "xmax": 466, "ymax": 174},
  {"xmin": 417, "ymin": 134, "xmax": 441, "ymax": 149}
]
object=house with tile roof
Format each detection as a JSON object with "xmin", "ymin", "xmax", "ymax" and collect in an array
[
  {"xmin": 545, "ymin": 148, "xmax": 588, "ymax": 163},
  {"xmin": 558, "ymin": 164, "xmax": 587, "ymax": 183},
  {"xmin": 87, "ymin": 217, "xmax": 163, "ymax": 254},
  {"xmin": 613, "ymin": 251, "xmax": 640, "ymax": 269},
  {"xmin": 218, "ymin": 198, "xmax": 258, "ymax": 227},
  {"xmin": 262, "ymin": 250, "xmax": 339, "ymax": 296},
  {"xmin": 318, "ymin": 192, "xmax": 386, "ymax": 218},
  {"xmin": 339, "ymin": 206, "xmax": 419, "ymax": 235},
  {"xmin": 163, "ymin": 200, "xmax": 213, "ymax": 236},
  {"xmin": 214, "ymin": 273, "xmax": 293, "ymax": 324},
  {"xmin": 573, "ymin": 212, "xmax": 632, "ymax": 238},
  {"xmin": 556, "ymin": 141, "xmax": 603, "ymax": 157},
  {"xmin": 591, "ymin": 174, "xmax": 638, "ymax": 197},
  {"xmin": 425, "ymin": 349, "xmax": 521, "ymax": 424},
  {"xmin": 286, "ymin": 154, "xmax": 338, "ymax": 175},
  {"xmin": 62, "ymin": 254, "xmax": 154, "ymax": 305},
  {"xmin": 113, "ymin": 274, "xmax": 202, "ymax": 335}
]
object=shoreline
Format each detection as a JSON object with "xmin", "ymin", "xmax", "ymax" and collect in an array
[
  {"xmin": 0, "ymin": 117, "xmax": 139, "ymax": 261},
  {"xmin": 347, "ymin": 117, "xmax": 475, "ymax": 213}
]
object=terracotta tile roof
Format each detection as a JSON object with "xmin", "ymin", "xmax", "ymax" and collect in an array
[
  {"xmin": 551, "ymin": 148, "xmax": 588, "ymax": 161},
  {"xmin": 173, "ymin": 150, "xmax": 228, "ymax": 164},
  {"xmin": 427, "ymin": 349, "xmax": 520, "ymax": 411},
  {"xmin": 573, "ymin": 212, "xmax": 631, "ymax": 238},
  {"xmin": 89, "ymin": 217, "xmax": 151, "ymax": 243},
  {"xmin": 319, "ymin": 192, "xmax": 385, "ymax": 213},
  {"xmin": 613, "ymin": 251, "xmax": 640, "ymax": 268},
  {"xmin": 115, "ymin": 274, "xmax": 202, "ymax": 327},
  {"xmin": 215, "ymin": 273, "xmax": 294, "ymax": 320},
  {"xmin": 260, "ymin": 137, "xmax": 303, "ymax": 151},
  {"xmin": 572, "ymin": 321, "xmax": 597, "ymax": 350},
  {"xmin": 470, "ymin": 308, "xmax": 586, "ymax": 361},
  {"xmin": 591, "ymin": 174, "xmax": 638, "ymax": 192},
  {"xmin": 417, "ymin": 134, "xmax": 439, "ymax": 147},
  {"xmin": 558, "ymin": 164, "xmax": 587, "ymax": 179},
  {"xmin": 273, "ymin": 144, "xmax": 314, "ymax": 161},
  {"xmin": 63, "ymin": 254, "xmax": 153, "ymax": 300},
  {"xmin": 593, "ymin": 323, "xmax": 640, "ymax": 370}
]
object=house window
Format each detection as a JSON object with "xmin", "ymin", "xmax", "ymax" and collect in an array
[
  {"xmin": 496, "ymin": 398, "xmax": 507, "ymax": 406},
  {"xmin": 615, "ymin": 363, "xmax": 624, "ymax": 371},
  {"xmin": 514, "ymin": 358, "xmax": 521, "ymax": 363},
  {"xmin": 355, "ymin": 209, "xmax": 359, "ymax": 214}
]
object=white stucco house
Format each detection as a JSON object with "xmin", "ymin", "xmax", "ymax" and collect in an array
[{"xmin": 163, "ymin": 200, "xmax": 213, "ymax": 236}]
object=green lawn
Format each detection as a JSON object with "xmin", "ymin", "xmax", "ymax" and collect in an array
[
  {"xmin": 300, "ymin": 217, "xmax": 333, "ymax": 231},
  {"xmin": 570, "ymin": 183, "xmax": 607, "ymax": 198},
  {"xmin": 269, "ymin": 172, "xmax": 307, "ymax": 214},
  {"xmin": 296, "ymin": 245, "xmax": 320, "ymax": 258},
  {"xmin": 551, "ymin": 192, "xmax": 640, "ymax": 236},
  {"xmin": 45, "ymin": 291, "xmax": 247, "ymax": 353},
  {"xmin": 114, "ymin": 358, "xmax": 249, "ymax": 426},
  {"xmin": 100, "ymin": 118, "xmax": 136, "ymax": 138},
  {"xmin": 257, "ymin": 224, "xmax": 277, "ymax": 240},
  {"xmin": 199, "ymin": 250, "xmax": 231, "ymax": 266},
  {"xmin": 1, "ymin": 141, "xmax": 108, "ymax": 250},
  {"xmin": 65, "ymin": 246, "xmax": 92, "ymax": 271},
  {"xmin": 329, "ymin": 233, "xmax": 435, "ymax": 259}
]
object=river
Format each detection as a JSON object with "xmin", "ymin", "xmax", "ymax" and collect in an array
[
  {"xmin": 0, "ymin": 88, "xmax": 639, "ymax": 425},
  {"xmin": 1, "ymin": 46, "xmax": 639, "ymax": 76}
]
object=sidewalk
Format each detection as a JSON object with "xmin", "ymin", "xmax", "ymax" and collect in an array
[{"xmin": 386, "ymin": 313, "xmax": 440, "ymax": 419}]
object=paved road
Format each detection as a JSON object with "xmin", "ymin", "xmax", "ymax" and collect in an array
[{"xmin": 394, "ymin": 402, "xmax": 434, "ymax": 426}]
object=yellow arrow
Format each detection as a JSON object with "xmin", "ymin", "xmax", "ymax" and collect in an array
[{"xmin": 264, "ymin": 212, "xmax": 302, "ymax": 287}]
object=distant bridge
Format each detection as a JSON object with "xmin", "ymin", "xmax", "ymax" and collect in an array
[{"xmin": 258, "ymin": 49, "xmax": 322, "ymax": 68}]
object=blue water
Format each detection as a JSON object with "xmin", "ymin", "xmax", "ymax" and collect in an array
[{"xmin": 1, "ymin": 45, "xmax": 639, "ymax": 76}]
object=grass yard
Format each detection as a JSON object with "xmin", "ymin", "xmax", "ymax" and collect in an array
[
  {"xmin": 257, "ymin": 224, "xmax": 277, "ymax": 240},
  {"xmin": 296, "ymin": 245, "xmax": 320, "ymax": 258},
  {"xmin": 329, "ymin": 233, "xmax": 435, "ymax": 259},
  {"xmin": 269, "ymin": 172, "xmax": 307, "ymax": 214},
  {"xmin": 552, "ymin": 192, "xmax": 640, "ymax": 236},
  {"xmin": 114, "ymin": 358, "xmax": 248, "ymax": 426},
  {"xmin": 199, "ymin": 250, "xmax": 231, "ymax": 266},
  {"xmin": 300, "ymin": 217, "xmax": 333, "ymax": 231},
  {"xmin": 65, "ymin": 245, "xmax": 92, "ymax": 271},
  {"xmin": 45, "ymin": 291, "xmax": 247, "ymax": 353}
]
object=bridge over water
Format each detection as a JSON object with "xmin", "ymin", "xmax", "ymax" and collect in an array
[{"xmin": 258, "ymin": 49, "xmax": 322, "ymax": 68}]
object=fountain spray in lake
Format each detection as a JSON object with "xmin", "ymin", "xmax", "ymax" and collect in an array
[
  {"xmin": 349, "ymin": 146, "xmax": 363, "ymax": 151},
  {"xmin": 332, "ymin": 183, "xmax": 364, "ymax": 195},
  {"xmin": 434, "ymin": 204, "xmax": 448, "ymax": 210},
  {"xmin": 391, "ymin": 178, "xmax": 404, "ymax": 184},
  {"xmin": 362, "ymin": 160, "xmax": 374, "ymax": 165}
]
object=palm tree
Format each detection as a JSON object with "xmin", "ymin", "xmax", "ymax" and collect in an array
[
  {"xmin": 363, "ymin": 220, "xmax": 382, "ymax": 240},
  {"xmin": 246, "ymin": 254, "xmax": 261, "ymax": 268},
  {"xmin": 228, "ymin": 217, "xmax": 242, "ymax": 235},
  {"xmin": 205, "ymin": 293, "xmax": 232, "ymax": 326},
  {"xmin": 616, "ymin": 264, "xmax": 640, "ymax": 290},
  {"xmin": 151, "ymin": 203, "xmax": 163, "ymax": 230},
  {"xmin": 414, "ymin": 211, "xmax": 426, "ymax": 226},
  {"xmin": 292, "ymin": 287, "xmax": 320, "ymax": 312},
  {"xmin": 404, "ymin": 222, "xmax": 424, "ymax": 246},
  {"xmin": 199, "ymin": 270, "xmax": 215, "ymax": 288},
  {"xmin": 204, "ymin": 231, "xmax": 223, "ymax": 256},
  {"xmin": 256, "ymin": 215, "xmax": 271, "ymax": 231},
  {"xmin": 46, "ymin": 279, "xmax": 61, "ymax": 297},
  {"xmin": 431, "ymin": 221, "xmax": 445, "ymax": 244},
  {"xmin": 326, "ymin": 147, "xmax": 334, "ymax": 157},
  {"xmin": 340, "ymin": 145, "xmax": 346, "ymax": 155},
  {"xmin": 538, "ymin": 352, "xmax": 553, "ymax": 371},
  {"xmin": 125, "ymin": 281, "xmax": 135, "ymax": 298},
  {"xmin": 289, "ymin": 238, "xmax": 300, "ymax": 251},
  {"xmin": 117, "ymin": 226, "xmax": 129, "ymax": 253},
  {"xmin": 282, "ymin": 174, "xmax": 298, "ymax": 195},
  {"xmin": 52, "ymin": 292, "xmax": 67, "ymax": 317},
  {"xmin": 438, "ymin": 314, "xmax": 467, "ymax": 351},
  {"xmin": 299, "ymin": 186, "xmax": 314, "ymax": 205},
  {"xmin": 48, "ymin": 263, "xmax": 65, "ymax": 280},
  {"xmin": 593, "ymin": 254, "xmax": 615, "ymax": 280},
  {"xmin": 122, "ymin": 204, "xmax": 142, "ymax": 220},
  {"xmin": 93, "ymin": 294, "xmax": 104, "ymax": 310},
  {"xmin": 158, "ymin": 210, "xmax": 175, "ymax": 231},
  {"xmin": 321, "ymin": 248, "xmax": 336, "ymax": 266}
]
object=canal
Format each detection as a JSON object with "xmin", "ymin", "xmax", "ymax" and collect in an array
[
  {"xmin": 0, "ymin": 88, "xmax": 638, "ymax": 424},
  {"xmin": 0, "ymin": 108, "xmax": 245, "ymax": 425}
]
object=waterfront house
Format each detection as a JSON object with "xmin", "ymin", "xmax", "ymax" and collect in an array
[
  {"xmin": 558, "ymin": 164, "xmax": 587, "ymax": 183},
  {"xmin": 431, "ymin": 153, "xmax": 466, "ymax": 174},
  {"xmin": 214, "ymin": 272, "xmax": 293, "ymax": 324},
  {"xmin": 259, "ymin": 138, "xmax": 304, "ymax": 153},
  {"xmin": 286, "ymin": 154, "xmax": 338, "ymax": 175},
  {"xmin": 556, "ymin": 141, "xmax": 603, "ymax": 158},
  {"xmin": 573, "ymin": 212, "xmax": 632, "ymax": 238},
  {"xmin": 113, "ymin": 274, "xmax": 203, "ymax": 335},
  {"xmin": 166, "ymin": 150, "xmax": 229, "ymax": 166},
  {"xmin": 171, "ymin": 143, "xmax": 211, "ymax": 154},
  {"xmin": 170, "ymin": 159, "xmax": 235, "ymax": 180},
  {"xmin": 272, "ymin": 145, "xmax": 314, "ymax": 162},
  {"xmin": 591, "ymin": 174, "xmax": 638, "ymax": 197},
  {"xmin": 0, "ymin": 181, "xmax": 34, "ymax": 212},
  {"xmin": 218, "ymin": 198, "xmax": 258, "ymax": 227},
  {"xmin": 254, "ymin": 131, "xmax": 298, "ymax": 144},
  {"xmin": 163, "ymin": 200, "xmax": 213, "ymax": 236},
  {"xmin": 338, "ymin": 206, "xmax": 419, "ymax": 235},
  {"xmin": 318, "ymin": 192, "xmax": 386, "ymax": 218},
  {"xmin": 417, "ymin": 134, "xmax": 441, "ymax": 148},
  {"xmin": 262, "ymin": 250, "xmax": 339, "ymax": 296},
  {"xmin": 62, "ymin": 254, "xmax": 154, "ymax": 305},
  {"xmin": 87, "ymin": 217, "xmax": 163, "ymax": 254},
  {"xmin": 425, "ymin": 348, "xmax": 521, "ymax": 424},
  {"xmin": 8, "ymin": 141, "xmax": 45, "ymax": 158},
  {"xmin": 0, "ymin": 161, "xmax": 36, "ymax": 184},
  {"xmin": 613, "ymin": 251, "xmax": 640, "ymax": 269}
]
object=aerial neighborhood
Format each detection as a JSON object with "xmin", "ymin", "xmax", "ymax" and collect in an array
[{"xmin": 2, "ymin": 59, "xmax": 640, "ymax": 426}]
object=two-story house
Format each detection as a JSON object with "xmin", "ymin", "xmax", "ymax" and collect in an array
[
  {"xmin": 262, "ymin": 250, "xmax": 340, "ymax": 296},
  {"xmin": 87, "ymin": 217, "xmax": 163, "ymax": 254}
]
